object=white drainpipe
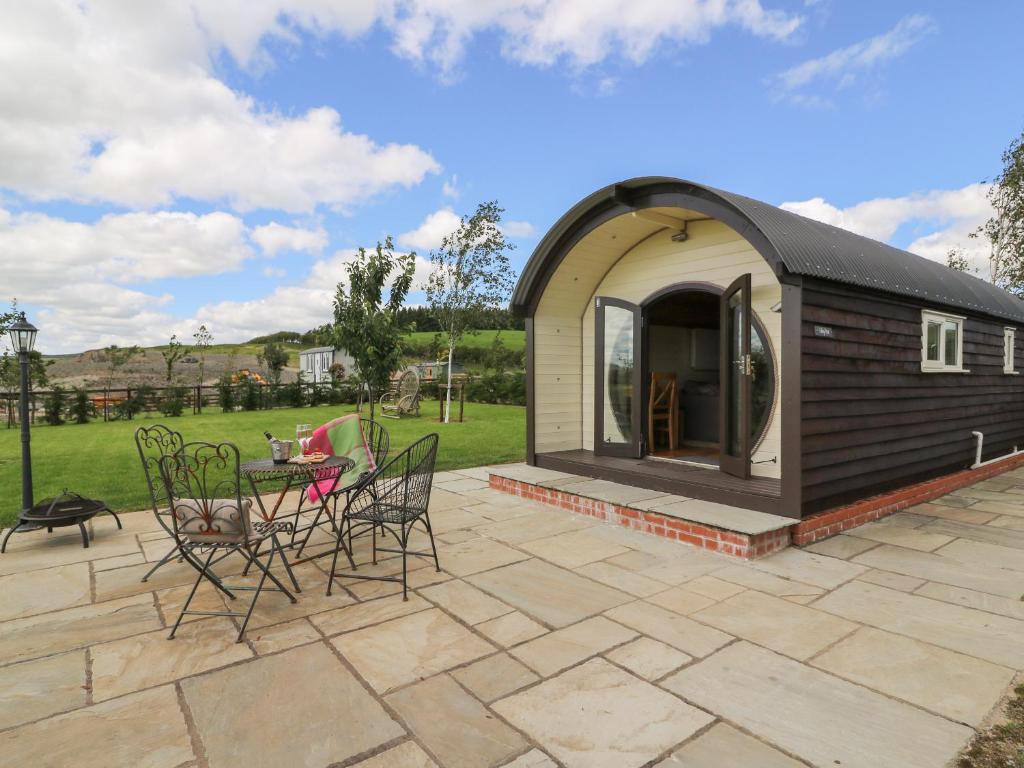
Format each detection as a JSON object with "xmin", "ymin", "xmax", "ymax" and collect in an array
[{"xmin": 971, "ymin": 431, "xmax": 1024, "ymax": 469}]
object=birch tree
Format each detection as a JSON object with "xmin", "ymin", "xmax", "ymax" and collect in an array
[
  {"xmin": 426, "ymin": 201, "xmax": 516, "ymax": 423},
  {"xmin": 333, "ymin": 237, "xmax": 415, "ymax": 419}
]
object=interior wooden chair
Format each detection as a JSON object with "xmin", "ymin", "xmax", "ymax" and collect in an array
[{"xmin": 648, "ymin": 372, "xmax": 678, "ymax": 452}]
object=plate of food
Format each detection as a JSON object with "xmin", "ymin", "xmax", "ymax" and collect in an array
[{"xmin": 288, "ymin": 452, "xmax": 328, "ymax": 464}]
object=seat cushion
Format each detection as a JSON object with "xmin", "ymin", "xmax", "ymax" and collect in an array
[{"xmin": 172, "ymin": 498, "xmax": 252, "ymax": 544}]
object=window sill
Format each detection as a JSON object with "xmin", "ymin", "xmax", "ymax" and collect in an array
[
  {"xmin": 1005, "ymin": 370, "xmax": 1020, "ymax": 375},
  {"xmin": 921, "ymin": 365, "xmax": 970, "ymax": 374}
]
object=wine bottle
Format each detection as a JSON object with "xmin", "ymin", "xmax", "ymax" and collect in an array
[{"xmin": 264, "ymin": 431, "xmax": 275, "ymax": 443}]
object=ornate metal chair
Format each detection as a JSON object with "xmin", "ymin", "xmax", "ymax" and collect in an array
[
  {"xmin": 379, "ymin": 368, "xmax": 421, "ymax": 418},
  {"xmin": 293, "ymin": 418, "xmax": 390, "ymax": 556},
  {"xmin": 327, "ymin": 433, "xmax": 440, "ymax": 600},
  {"xmin": 134, "ymin": 425, "xmax": 198, "ymax": 584},
  {"xmin": 159, "ymin": 441, "xmax": 298, "ymax": 641}
]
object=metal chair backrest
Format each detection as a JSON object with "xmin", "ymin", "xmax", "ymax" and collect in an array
[
  {"xmin": 158, "ymin": 441, "xmax": 248, "ymax": 543},
  {"xmin": 370, "ymin": 433, "xmax": 439, "ymax": 517},
  {"xmin": 134, "ymin": 424, "xmax": 184, "ymax": 516},
  {"xmin": 360, "ymin": 418, "xmax": 390, "ymax": 466}
]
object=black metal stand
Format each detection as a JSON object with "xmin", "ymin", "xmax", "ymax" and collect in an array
[{"xmin": 1, "ymin": 493, "xmax": 122, "ymax": 553}]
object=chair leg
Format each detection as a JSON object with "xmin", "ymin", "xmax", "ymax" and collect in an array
[
  {"xmin": 169, "ymin": 547, "xmax": 216, "ymax": 639},
  {"xmin": 242, "ymin": 536, "xmax": 263, "ymax": 576},
  {"xmin": 141, "ymin": 544, "xmax": 179, "ymax": 582},
  {"xmin": 371, "ymin": 524, "xmax": 377, "ymax": 565},
  {"xmin": 274, "ymin": 533, "xmax": 301, "ymax": 593},
  {"xmin": 246, "ymin": 539, "xmax": 297, "ymax": 601},
  {"xmin": 236, "ymin": 545, "xmax": 273, "ymax": 643},
  {"xmin": 421, "ymin": 510, "xmax": 441, "ymax": 573},
  {"xmin": 400, "ymin": 523, "xmax": 408, "ymax": 601}
]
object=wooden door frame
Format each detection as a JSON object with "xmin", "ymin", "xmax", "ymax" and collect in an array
[
  {"xmin": 719, "ymin": 273, "xmax": 753, "ymax": 479},
  {"xmin": 594, "ymin": 296, "xmax": 643, "ymax": 458}
]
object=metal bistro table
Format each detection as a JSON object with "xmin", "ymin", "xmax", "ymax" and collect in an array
[{"xmin": 240, "ymin": 455, "xmax": 354, "ymax": 556}]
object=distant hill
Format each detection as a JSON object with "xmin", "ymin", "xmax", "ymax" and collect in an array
[{"xmin": 41, "ymin": 329, "xmax": 525, "ymax": 388}]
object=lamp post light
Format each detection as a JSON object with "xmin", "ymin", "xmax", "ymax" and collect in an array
[{"xmin": 8, "ymin": 314, "xmax": 38, "ymax": 513}]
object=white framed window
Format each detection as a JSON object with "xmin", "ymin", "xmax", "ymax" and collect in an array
[
  {"xmin": 1004, "ymin": 327, "xmax": 1017, "ymax": 374},
  {"xmin": 921, "ymin": 310, "xmax": 967, "ymax": 372}
]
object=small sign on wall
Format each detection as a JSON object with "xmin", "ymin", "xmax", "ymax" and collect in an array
[{"xmin": 813, "ymin": 325, "xmax": 834, "ymax": 338}]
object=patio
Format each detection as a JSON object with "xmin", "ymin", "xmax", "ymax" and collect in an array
[{"xmin": 2, "ymin": 465, "xmax": 1024, "ymax": 768}]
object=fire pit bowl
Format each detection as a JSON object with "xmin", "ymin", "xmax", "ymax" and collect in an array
[{"xmin": 1, "ymin": 490, "xmax": 122, "ymax": 552}]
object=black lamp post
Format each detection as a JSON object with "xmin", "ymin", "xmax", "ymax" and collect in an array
[{"xmin": 8, "ymin": 314, "xmax": 38, "ymax": 512}]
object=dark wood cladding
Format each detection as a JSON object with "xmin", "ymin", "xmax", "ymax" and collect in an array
[{"xmin": 799, "ymin": 279, "xmax": 1024, "ymax": 514}]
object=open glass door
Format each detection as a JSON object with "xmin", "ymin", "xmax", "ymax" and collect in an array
[
  {"xmin": 719, "ymin": 274, "xmax": 752, "ymax": 478},
  {"xmin": 595, "ymin": 297, "xmax": 642, "ymax": 457}
]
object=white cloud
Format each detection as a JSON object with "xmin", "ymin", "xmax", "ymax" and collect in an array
[
  {"xmin": 252, "ymin": 222, "xmax": 328, "ymax": 257},
  {"xmin": 503, "ymin": 220, "xmax": 536, "ymax": 238},
  {"xmin": 442, "ymin": 175, "xmax": 460, "ymax": 199},
  {"xmin": 399, "ymin": 207, "xmax": 536, "ymax": 252},
  {"xmin": 382, "ymin": 0, "xmax": 801, "ymax": 74},
  {"xmin": 781, "ymin": 182, "xmax": 994, "ymax": 274},
  {"xmin": 0, "ymin": 208, "xmax": 253, "ymax": 289},
  {"xmin": 0, "ymin": 2, "xmax": 439, "ymax": 212},
  {"xmin": 398, "ymin": 208, "xmax": 462, "ymax": 251},
  {"xmin": 188, "ymin": 247, "xmax": 433, "ymax": 342},
  {"xmin": 770, "ymin": 14, "xmax": 935, "ymax": 102}
]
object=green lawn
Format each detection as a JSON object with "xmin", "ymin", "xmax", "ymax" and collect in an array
[
  {"xmin": 0, "ymin": 402, "xmax": 525, "ymax": 526},
  {"xmin": 403, "ymin": 329, "xmax": 525, "ymax": 351}
]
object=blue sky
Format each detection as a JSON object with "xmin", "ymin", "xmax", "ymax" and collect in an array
[{"xmin": 2, "ymin": 1, "xmax": 1022, "ymax": 353}]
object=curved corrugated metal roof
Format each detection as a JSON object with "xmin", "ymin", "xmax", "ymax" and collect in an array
[{"xmin": 512, "ymin": 177, "xmax": 1024, "ymax": 323}]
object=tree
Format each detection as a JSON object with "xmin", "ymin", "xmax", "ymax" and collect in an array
[
  {"xmin": 160, "ymin": 334, "xmax": 189, "ymax": 383},
  {"xmin": 192, "ymin": 325, "xmax": 213, "ymax": 386},
  {"xmin": 974, "ymin": 129, "xmax": 1024, "ymax": 294},
  {"xmin": 258, "ymin": 342, "xmax": 289, "ymax": 386},
  {"xmin": 332, "ymin": 237, "xmax": 415, "ymax": 419},
  {"xmin": 97, "ymin": 344, "xmax": 140, "ymax": 419},
  {"xmin": 945, "ymin": 248, "xmax": 973, "ymax": 274},
  {"xmin": 426, "ymin": 201, "xmax": 516, "ymax": 422},
  {"xmin": 0, "ymin": 301, "xmax": 51, "ymax": 401}
]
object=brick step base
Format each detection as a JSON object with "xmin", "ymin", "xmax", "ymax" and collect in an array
[
  {"xmin": 490, "ymin": 452, "xmax": 1024, "ymax": 559},
  {"xmin": 489, "ymin": 475, "xmax": 790, "ymax": 559}
]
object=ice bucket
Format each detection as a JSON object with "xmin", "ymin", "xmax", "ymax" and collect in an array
[{"xmin": 269, "ymin": 439, "xmax": 295, "ymax": 464}]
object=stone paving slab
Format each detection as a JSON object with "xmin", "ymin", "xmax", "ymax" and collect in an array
[
  {"xmin": 655, "ymin": 722, "xmax": 804, "ymax": 768},
  {"xmin": 665, "ymin": 641, "xmax": 973, "ymax": 768},
  {"xmin": 182, "ymin": 643, "xmax": 403, "ymax": 768},
  {"xmin": 692, "ymin": 589, "xmax": 858, "ymax": 660},
  {"xmin": 811, "ymin": 626, "xmax": 1015, "ymax": 726},
  {"xmin": 852, "ymin": 543, "xmax": 1024, "ymax": 598},
  {"xmin": 388, "ymin": 673, "xmax": 527, "ymax": 768},
  {"xmin": 468, "ymin": 558, "xmax": 632, "ymax": 628},
  {"xmin": 494, "ymin": 658, "xmax": 714, "ymax": 768},
  {"xmin": 0, "ymin": 685, "xmax": 193, "ymax": 768},
  {"xmin": 333, "ymin": 608, "xmax": 495, "ymax": 694},
  {"xmin": 815, "ymin": 581, "xmax": 1024, "ymax": 668},
  {"xmin": 0, "ymin": 650, "xmax": 86, "ymax": 731}
]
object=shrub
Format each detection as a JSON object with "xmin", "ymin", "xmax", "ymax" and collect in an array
[
  {"xmin": 465, "ymin": 372, "xmax": 526, "ymax": 405},
  {"xmin": 217, "ymin": 375, "xmax": 236, "ymax": 412},
  {"xmin": 241, "ymin": 378, "xmax": 260, "ymax": 411},
  {"xmin": 114, "ymin": 384, "xmax": 153, "ymax": 419},
  {"xmin": 43, "ymin": 386, "xmax": 66, "ymax": 425},
  {"xmin": 69, "ymin": 388, "xmax": 94, "ymax": 424},
  {"xmin": 159, "ymin": 385, "xmax": 187, "ymax": 417}
]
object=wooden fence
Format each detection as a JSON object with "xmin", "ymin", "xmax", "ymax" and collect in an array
[{"xmin": 1, "ymin": 381, "xmax": 358, "ymax": 427}]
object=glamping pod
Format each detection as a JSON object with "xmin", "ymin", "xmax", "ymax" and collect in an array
[{"xmin": 511, "ymin": 177, "xmax": 1024, "ymax": 521}]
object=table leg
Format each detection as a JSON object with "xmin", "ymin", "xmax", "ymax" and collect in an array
[{"xmin": 78, "ymin": 521, "xmax": 90, "ymax": 549}]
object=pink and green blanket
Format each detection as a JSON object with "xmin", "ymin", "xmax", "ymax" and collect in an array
[{"xmin": 305, "ymin": 414, "xmax": 376, "ymax": 503}]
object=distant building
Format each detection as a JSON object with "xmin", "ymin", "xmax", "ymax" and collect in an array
[
  {"xmin": 299, "ymin": 347, "xmax": 355, "ymax": 384},
  {"xmin": 412, "ymin": 360, "xmax": 465, "ymax": 381}
]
